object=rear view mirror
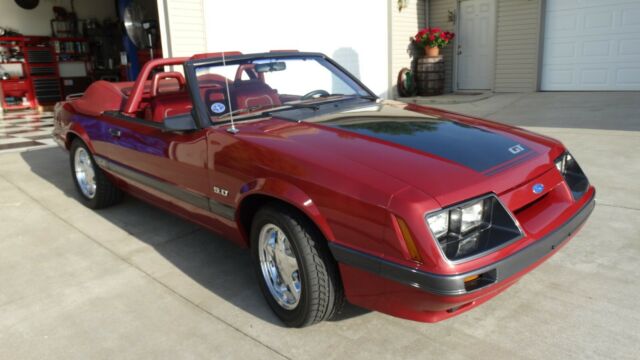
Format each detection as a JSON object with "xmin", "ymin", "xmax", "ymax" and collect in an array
[
  {"xmin": 163, "ymin": 113, "xmax": 198, "ymax": 132},
  {"xmin": 255, "ymin": 61, "xmax": 286, "ymax": 73}
]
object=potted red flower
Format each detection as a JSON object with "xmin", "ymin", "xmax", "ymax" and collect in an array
[{"xmin": 412, "ymin": 27, "xmax": 455, "ymax": 57}]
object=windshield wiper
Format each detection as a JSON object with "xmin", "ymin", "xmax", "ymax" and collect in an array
[
  {"xmin": 216, "ymin": 94, "xmax": 377, "ymax": 121},
  {"xmin": 341, "ymin": 94, "xmax": 378, "ymax": 101},
  {"xmin": 279, "ymin": 103, "xmax": 321, "ymax": 110},
  {"xmin": 216, "ymin": 104, "xmax": 277, "ymax": 121}
]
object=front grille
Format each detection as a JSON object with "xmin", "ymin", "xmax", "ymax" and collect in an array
[{"xmin": 513, "ymin": 191, "xmax": 550, "ymax": 216}]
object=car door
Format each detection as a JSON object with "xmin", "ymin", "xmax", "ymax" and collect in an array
[{"xmin": 94, "ymin": 110, "xmax": 216, "ymax": 221}]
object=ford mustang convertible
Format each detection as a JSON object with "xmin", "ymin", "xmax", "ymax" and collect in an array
[{"xmin": 53, "ymin": 51, "xmax": 595, "ymax": 327}]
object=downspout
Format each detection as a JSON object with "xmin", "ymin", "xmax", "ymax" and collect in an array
[
  {"xmin": 425, "ymin": 0, "xmax": 430, "ymax": 27},
  {"xmin": 387, "ymin": 0, "xmax": 393, "ymax": 99},
  {"xmin": 536, "ymin": 0, "xmax": 547, "ymax": 91}
]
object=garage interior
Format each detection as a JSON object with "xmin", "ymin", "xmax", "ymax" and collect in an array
[{"xmin": 0, "ymin": 0, "xmax": 160, "ymax": 111}]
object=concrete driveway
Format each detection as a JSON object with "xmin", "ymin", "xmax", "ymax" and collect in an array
[{"xmin": 1, "ymin": 92, "xmax": 639, "ymax": 359}]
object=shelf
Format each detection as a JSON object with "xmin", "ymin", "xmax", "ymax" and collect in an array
[
  {"xmin": 53, "ymin": 37, "xmax": 88, "ymax": 42},
  {"xmin": 23, "ymin": 47, "xmax": 53, "ymax": 53},
  {"xmin": 2, "ymin": 104, "xmax": 32, "ymax": 110},
  {"xmin": 0, "ymin": 35, "xmax": 63, "ymax": 106}
]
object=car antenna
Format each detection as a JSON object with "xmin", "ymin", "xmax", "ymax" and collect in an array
[{"xmin": 222, "ymin": 51, "xmax": 239, "ymax": 134}]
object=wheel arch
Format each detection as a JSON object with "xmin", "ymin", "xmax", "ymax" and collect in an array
[
  {"xmin": 65, "ymin": 122, "xmax": 95, "ymax": 153},
  {"xmin": 236, "ymin": 179, "xmax": 336, "ymax": 249}
]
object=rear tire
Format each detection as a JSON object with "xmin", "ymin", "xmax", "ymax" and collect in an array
[
  {"xmin": 70, "ymin": 139, "xmax": 122, "ymax": 209},
  {"xmin": 251, "ymin": 204, "xmax": 343, "ymax": 327}
]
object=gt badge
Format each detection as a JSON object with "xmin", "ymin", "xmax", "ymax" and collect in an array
[
  {"xmin": 508, "ymin": 144, "xmax": 525, "ymax": 154},
  {"xmin": 211, "ymin": 102, "xmax": 226, "ymax": 114},
  {"xmin": 532, "ymin": 183, "xmax": 544, "ymax": 194}
]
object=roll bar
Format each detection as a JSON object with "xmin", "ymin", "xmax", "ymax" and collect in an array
[{"xmin": 122, "ymin": 57, "xmax": 189, "ymax": 114}]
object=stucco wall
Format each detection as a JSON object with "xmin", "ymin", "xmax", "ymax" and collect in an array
[{"xmin": 202, "ymin": 0, "xmax": 390, "ymax": 98}]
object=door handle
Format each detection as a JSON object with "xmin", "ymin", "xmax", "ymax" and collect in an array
[{"xmin": 108, "ymin": 128, "xmax": 121, "ymax": 137}]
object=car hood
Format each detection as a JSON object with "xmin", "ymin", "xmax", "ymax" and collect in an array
[{"xmin": 247, "ymin": 100, "xmax": 562, "ymax": 207}]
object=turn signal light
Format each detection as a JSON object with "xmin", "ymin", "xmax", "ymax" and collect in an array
[
  {"xmin": 463, "ymin": 270, "xmax": 497, "ymax": 292},
  {"xmin": 395, "ymin": 216, "xmax": 423, "ymax": 262},
  {"xmin": 464, "ymin": 275, "xmax": 479, "ymax": 283}
]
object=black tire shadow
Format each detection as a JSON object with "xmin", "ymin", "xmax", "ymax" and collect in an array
[{"xmin": 21, "ymin": 148, "xmax": 369, "ymax": 327}]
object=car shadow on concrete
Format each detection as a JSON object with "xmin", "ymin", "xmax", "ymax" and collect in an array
[{"xmin": 21, "ymin": 148, "xmax": 369, "ymax": 327}]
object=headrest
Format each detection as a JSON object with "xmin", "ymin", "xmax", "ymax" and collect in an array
[{"xmin": 151, "ymin": 71, "xmax": 186, "ymax": 97}]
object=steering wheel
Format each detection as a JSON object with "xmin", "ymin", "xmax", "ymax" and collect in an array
[{"xmin": 301, "ymin": 89, "xmax": 330, "ymax": 100}]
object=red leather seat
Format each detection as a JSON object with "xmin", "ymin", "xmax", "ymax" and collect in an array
[
  {"xmin": 144, "ymin": 72, "xmax": 193, "ymax": 122},
  {"xmin": 231, "ymin": 80, "xmax": 281, "ymax": 109},
  {"xmin": 147, "ymin": 92, "xmax": 193, "ymax": 122}
]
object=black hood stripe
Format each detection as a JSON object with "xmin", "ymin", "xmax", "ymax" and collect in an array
[{"xmin": 330, "ymin": 119, "xmax": 532, "ymax": 172}]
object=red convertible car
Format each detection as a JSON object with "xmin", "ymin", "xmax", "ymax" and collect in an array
[{"xmin": 53, "ymin": 51, "xmax": 595, "ymax": 327}]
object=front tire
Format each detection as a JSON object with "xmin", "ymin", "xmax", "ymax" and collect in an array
[
  {"xmin": 70, "ymin": 139, "xmax": 122, "ymax": 209},
  {"xmin": 251, "ymin": 204, "xmax": 343, "ymax": 327}
]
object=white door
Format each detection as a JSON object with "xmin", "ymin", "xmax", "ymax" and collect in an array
[
  {"xmin": 457, "ymin": 0, "xmax": 496, "ymax": 90},
  {"xmin": 541, "ymin": 0, "xmax": 640, "ymax": 91}
]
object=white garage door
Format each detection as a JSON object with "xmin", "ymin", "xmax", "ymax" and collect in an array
[{"xmin": 541, "ymin": 0, "xmax": 640, "ymax": 91}]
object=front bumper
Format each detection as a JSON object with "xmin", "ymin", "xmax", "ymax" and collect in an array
[{"xmin": 330, "ymin": 188, "xmax": 595, "ymax": 321}]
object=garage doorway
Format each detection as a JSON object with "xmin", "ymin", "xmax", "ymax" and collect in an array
[{"xmin": 456, "ymin": 0, "xmax": 496, "ymax": 90}]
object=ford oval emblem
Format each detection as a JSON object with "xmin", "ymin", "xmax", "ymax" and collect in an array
[{"xmin": 532, "ymin": 183, "xmax": 544, "ymax": 194}]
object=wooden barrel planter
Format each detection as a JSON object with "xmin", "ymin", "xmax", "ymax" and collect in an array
[{"xmin": 415, "ymin": 56, "xmax": 444, "ymax": 96}]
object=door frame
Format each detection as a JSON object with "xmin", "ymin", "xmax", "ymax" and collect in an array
[{"xmin": 453, "ymin": 0, "xmax": 498, "ymax": 91}]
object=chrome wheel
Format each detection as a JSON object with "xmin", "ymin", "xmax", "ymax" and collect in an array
[
  {"xmin": 258, "ymin": 223, "xmax": 302, "ymax": 310},
  {"xmin": 74, "ymin": 147, "xmax": 96, "ymax": 199}
]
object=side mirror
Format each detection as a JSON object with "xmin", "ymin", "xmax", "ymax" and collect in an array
[{"xmin": 163, "ymin": 113, "xmax": 198, "ymax": 132}]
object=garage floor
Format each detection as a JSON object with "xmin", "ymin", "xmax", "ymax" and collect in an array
[
  {"xmin": 1, "ymin": 92, "xmax": 639, "ymax": 359},
  {"xmin": 0, "ymin": 110, "xmax": 56, "ymax": 154}
]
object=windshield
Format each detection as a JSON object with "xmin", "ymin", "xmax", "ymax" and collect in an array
[{"xmin": 194, "ymin": 56, "xmax": 371, "ymax": 121}]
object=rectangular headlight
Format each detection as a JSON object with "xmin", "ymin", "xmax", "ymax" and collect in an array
[
  {"xmin": 425, "ymin": 195, "xmax": 522, "ymax": 261},
  {"xmin": 555, "ymin": 152, "xmax": 572, "ymax": 174},
  {"xmin": 427, "ymin": 199, "xmax": 488, "ymax": 240},
  {"xmin": 426, "ymin": 211, "xmax": 449, "ymax": 238},
  {"xmin": 460, "ymin": 200, "xmax": 485, "ymax": 233},
  {"xmin": 554, "ymin": 152, "xmax": 589, "ymax": 199},
  {"xmin": 555, "ymin": 157, "xmax": 565, "ymax": 173}
]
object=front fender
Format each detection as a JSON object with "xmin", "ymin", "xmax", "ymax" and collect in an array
[{"xmin": 236, "ymin": 177, "xmax": 336, "ymax": 244}]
